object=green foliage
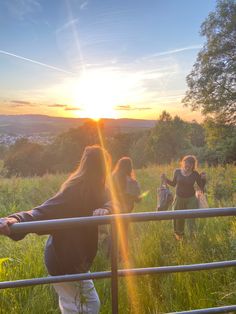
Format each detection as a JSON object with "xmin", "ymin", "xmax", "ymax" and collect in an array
[
  {"xmin": 106, "ymin": 132, "xmax": 140, "ymax": 165},
  {"xmin": 0, "ymin": 164, "xmax": 235, "ymax": 313},
  {"xmin": 4, "ymin": 139, "xmax": 45, "ymax": 177},
  {"xmin": 45, "ymin": 120, "xmax": 101, "ymax": 173},
  {"xmin": 183, "ymin": 0, "xmax": 236, "ymax": 124},
  {"xmin": 188, "ymin": 121, "xmax": 205, "ymax": 147},
  {"xmin": 148, "ymin": 111, "xmax": 191, "ymax": 164},
  {"xmin": 129, "ymin": 131, "xmax": 150, "ymax": 168},
  {"xmin": 203, "ymin": 117, "xmax": 236, "ymax": 164},
  {"xmin": 0, "ymin": 144, "xmax": 8, "ymax": 159},
  {"xmin": 2, "ymin": 112, "xmax": 234, "ymax": 177},
  {"xmin": 3, "ymin": 120, "xmax": 102, "ymax": 176}
]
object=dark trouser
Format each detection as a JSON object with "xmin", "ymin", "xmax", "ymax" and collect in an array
[{"xmin": 172, "ymin": 195, "xmax": 198, "ymax": 236}]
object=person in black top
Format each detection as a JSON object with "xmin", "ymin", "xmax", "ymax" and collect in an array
[
  {"xmin": 0, "ymin": 145, "xmax": 113, "ymax": 314},
  {"xmin": 162, "ymin": 155, "xmax": 206, "ymax": 240}
]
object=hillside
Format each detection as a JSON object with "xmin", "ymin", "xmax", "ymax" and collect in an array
[{"xmin": 0, "ymin": 114, "xmax": 156, "ymax": 136}]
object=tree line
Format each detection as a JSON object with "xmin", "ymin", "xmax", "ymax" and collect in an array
[{"xmin": 0, "ymin": 111, "xmax": 235, "ymax": 177}]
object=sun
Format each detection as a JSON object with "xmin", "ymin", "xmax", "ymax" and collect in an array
[
  {"xmin": 52, "ymin": 67, "xmax": 142, "ymax": 120},
  {"xmin": 71, "ymin": 68, "xmax": 132, "ymax": 120}
]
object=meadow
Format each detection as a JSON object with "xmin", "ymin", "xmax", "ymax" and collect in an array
[{"xmin": 0, "ymin": 163, "xmax": 235, "ymax": 313}]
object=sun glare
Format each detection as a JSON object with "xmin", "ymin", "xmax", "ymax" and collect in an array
[
  {"xmin": 72, "ymin": 70, "xmax": 120, "ymax": 119},
  {"xmin": 50, "ymin": 67, "xmax": 144, "ymax": 119},
  {"xmin": 70, "ymin": 68, "xmax": 137, "ymax": 120}
]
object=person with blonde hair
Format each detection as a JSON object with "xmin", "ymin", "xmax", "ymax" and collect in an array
[
  {"xmin": 0, "ymin": 145, "xmax": 112, "ymax": 314},
  {"xmin": 162, "ymin": 155, "xmax": 206, "ymax": 240}
]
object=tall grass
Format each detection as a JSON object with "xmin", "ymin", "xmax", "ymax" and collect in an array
[{"xmin": 0, "ymin": 164, "xmax": 235, "ymax": 313}]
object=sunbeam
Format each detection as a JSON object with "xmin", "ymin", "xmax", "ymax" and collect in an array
[{"xmin": 96, "ymin": 123, "xmax": 142, "ymax": 313}]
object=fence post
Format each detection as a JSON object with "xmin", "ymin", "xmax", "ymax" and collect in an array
[{"xmin": 111, "ymin": 219, "xmax": 119, "ymax": 314}]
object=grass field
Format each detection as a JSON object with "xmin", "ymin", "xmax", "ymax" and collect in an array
[{"xmin": 0, "ymin": 164, "xmax": 235, "ymax": 313}]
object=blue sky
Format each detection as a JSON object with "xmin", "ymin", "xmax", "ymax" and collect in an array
[{"xmin": 0, "ymin": 0, "xmax": 217, "ymax": 120}]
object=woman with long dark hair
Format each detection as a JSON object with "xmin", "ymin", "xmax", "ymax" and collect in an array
[
  {"xmin": 0, "ymin": 145, "xmax": 112, "ymax": 314},
  {"xmin": 162, "ymin": 155, "xmax": 206, "ymax": 240},
  {"xmin": 112, "ymin": 157, "xmax": 141, "ymax": 214}
]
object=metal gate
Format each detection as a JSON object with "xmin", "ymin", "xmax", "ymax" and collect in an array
[{"xmin": 1, "ymin": 207, "xmax": 236, "ymax": 313}]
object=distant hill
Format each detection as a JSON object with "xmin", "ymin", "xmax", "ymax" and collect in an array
[{"xmin": 0, "ymin": 114, "xmax": 156, "ymax": 136}]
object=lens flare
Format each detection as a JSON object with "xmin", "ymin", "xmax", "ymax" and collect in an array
[{"xmin": 96, "ymin": 123, "xmax": 142, "ymax": 313}]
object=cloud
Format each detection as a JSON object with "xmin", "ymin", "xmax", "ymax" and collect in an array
[
  {"xmin": 115, "ymin": 105, "xmax": 152, "ymax": 111},
  {"xmin": 10, "ymin": 104, "xmax": 26, "ymax": 108},
  {"xmin": 48, "ymin": 104, "xmax": 67, "ymax": 108},
  {"xmin": 80, "ymin": 1, "xmax": 89, "ymax": 10},
  {"xmin": 3, "ymin": 0, "xmax": 41, "ymax": 20},
  {"xmin": 64, "ymin": 107, "xmax": 81, "ymax": 111},
  {"xmin": 11, "ymin": 100, "xmax": 32, "ymax": 105},
  {"xmin": 10, "ymin": 100, "xmax": 34, "ymax": 107},
  {"xmin": 0, "ymin": 50, "xmax": 74, "ymax": 75},
  {"xmin": 138, "ymin": 107, "xmax": 153, "ymax": 110},
  {"xmin": 56, "ymin": 19, "xmax": 79, "ymax": 34}
]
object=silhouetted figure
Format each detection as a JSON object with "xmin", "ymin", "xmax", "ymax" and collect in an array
[{"xmin": 0, "ymin": 145, "xmax": 112, "ymax": 314}]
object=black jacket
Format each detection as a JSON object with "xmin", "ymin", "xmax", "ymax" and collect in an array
[
  {"xmin": 9, "ymin": 183, "xmax": 112, "ymax": 275},
  {"xmin": 166, "ymin": 169, "xmax": 206, "ymax": 198}
]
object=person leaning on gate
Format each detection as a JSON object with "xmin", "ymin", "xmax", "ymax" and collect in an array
[
  {"xmin": 0, "ymin": 145, "xmax": 113, "ymax": 314},
  {"xmin": 161, "ymin": 155, "xmax": 206, "ymax": 241}
]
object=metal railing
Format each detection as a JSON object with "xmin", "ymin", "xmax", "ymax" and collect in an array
[{"xmin": 1, "ymin": 207, "xmax": 236, "ymax": 313}]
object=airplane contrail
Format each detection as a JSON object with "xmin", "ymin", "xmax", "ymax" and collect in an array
[
  {"xmin": 0, "ymin": 49, "xmax": 75, "ymax": 75},
  {"xmin": 140, "ymin": 45, "xmax": 202, "ymax": 61}
]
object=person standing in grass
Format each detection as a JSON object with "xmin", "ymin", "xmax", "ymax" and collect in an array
[
  {"xmin": 0, "ymin": 145, "xmax": 112, "ymax": 314},
  {"xmin": 161, "ymin": 155, "xmax": 206, "ymax": 240},
  {"xmin": 112, "ymin": 157, "xmax": 141, "ymax": 258}
]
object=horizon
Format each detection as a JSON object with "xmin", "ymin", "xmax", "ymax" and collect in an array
[
  {"xmin": 0, "ymin": 112, "xmax": 201, "ymax": 123},
  {"xmin": 0, "ymin": 0, "xmax": 217, "ymax": 122}
]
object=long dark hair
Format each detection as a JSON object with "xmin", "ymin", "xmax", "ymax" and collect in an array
[
  {"xmin": 60, "ymin": 145, "xmax": 111, "ymax": 197},
  {"xmin": 112, "ymin": 157, "xmax": 135, "ymax": 192}
]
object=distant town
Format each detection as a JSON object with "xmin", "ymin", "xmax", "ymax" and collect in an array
[
  {"xmin": 0, "ymin": 133, "xmax": 54, "ymax": 146},
  {"xmin": 0, "ymin": 114, "xmax": 156, "ymax": 147}
]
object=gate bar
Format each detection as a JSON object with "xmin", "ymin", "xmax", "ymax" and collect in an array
[
  {"xmin": 9, "ymin": 207, "xmax": 236, "ymax": 234},
  {"xmin": 168, "ymin": 304, "xmax": 236, "ymax": 313},
  {"xmin": 111, "ymin": 220, "xmax": 118, "ymax": 314},
  {"xmin": 1, "ymin": 260, "xmax": 236, "ymax": 289}
]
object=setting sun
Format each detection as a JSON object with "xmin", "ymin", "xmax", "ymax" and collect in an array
[{"xmin": 71, "ymin": 69, "xmax": 126, "ymax": 119}]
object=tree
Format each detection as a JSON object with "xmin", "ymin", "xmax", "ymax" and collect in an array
[
  {"xmin": 106, "ymin": 132, "xmax": 139, "ymax": 164},
  {"xmin": 129, "ymin": 131, "xmax": 150, "ymax": 168},
  {"xmin": 4, "ymin": 139, "xmax": 45, "ymax": 176},
  {"xmin": 148, "ymin": 111, "xmax": 190, "ymax": 164},
  {"xmin": 183, "ymin": 0, "xmax": 236, "ymax": 124},
  {"xmin": 47, "ymin": 120, "xmax": 101, "ymax": 173},
  {"xmin": 188, "ymin": 121, "xmax": 205, "ymax": 147},
  {"xmin": 203, "ymin": 117, "xmax": 236, "ymax": 163}
]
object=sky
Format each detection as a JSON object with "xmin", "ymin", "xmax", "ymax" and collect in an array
[{"xmin": 0, "ymin": 0, "xmax": 217, "ymax": 121}]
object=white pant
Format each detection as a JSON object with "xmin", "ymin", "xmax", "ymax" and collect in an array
[{"xmin": 53, "ymin": 279, "xmax": 100, "ymax": 314}]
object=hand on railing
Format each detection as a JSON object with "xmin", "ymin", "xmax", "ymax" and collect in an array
[
  {"xmin": 0, "ymin": 217, "xmax": 18, "ymax": 236},
  {"xmin": 93, "ymin": 208, "xmax": 110, "ymax": 216}
]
